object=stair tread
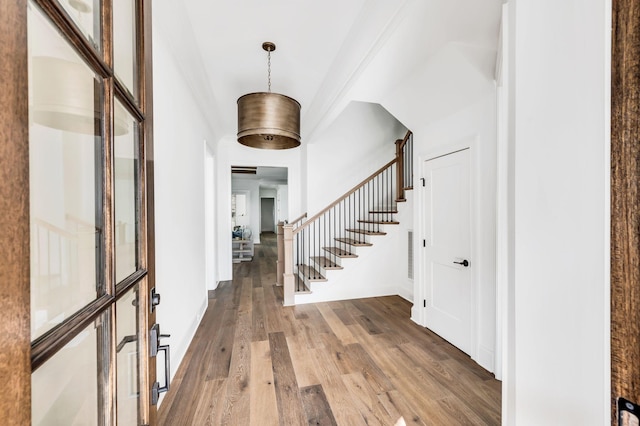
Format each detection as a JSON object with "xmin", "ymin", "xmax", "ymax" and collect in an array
[
  {"xmin": 310, "ymin": 256, "xmax": 343, "ymax": 270},
  {"xmin": 298, "ymin": 264, "xmax": 327, "ymax": 282},
  {"xmin": 323, "ymin": 247, "xmax": 358, "ymax": 258},
  {"xmin": 369, "ymin": 210, "xmax": 398, "ymax": 214},
  {"xmin": 346, "ymin": 228, "xmax": 387, "ymax": 236},
  {"xmin": 294, "ymin": 282, "xmax": 312, "ymax": 294},
  {"xmin": 358, "ymin": 219, "xmax": 400, "ymax": 225},
  {"xmin": 335, "ymin": 237, "xmax": 373, "ymax": 247}
]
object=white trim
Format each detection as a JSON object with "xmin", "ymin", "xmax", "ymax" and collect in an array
[
  {"xmin": 204, "ymin": 142, "xmax": 217, "ymax": 290},
  {"xmin": 495, "ymin": 80, "xmax": 506, "ymax": 382},
  {"xmin": 498, "ymin": 2, "xmax": 516, "ymax": 422},
  {"xmin": 494, "ymin": 2, "xmax": 510, "ymax": 385}
]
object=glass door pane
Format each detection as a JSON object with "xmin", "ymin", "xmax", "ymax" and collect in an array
[
  {"xmin": 56, "ymin": 0, "xmax": 102, "ymax": 51},
  {"xmin": 28, "ymin": 2, "xmax": 104, "ymax": 339},
  {"xmin": 116, "ymin": 285, "xmax": 140, "ymax": 425},
  {"xmin": 32, "ymin": 316, "xmax": 103, "ymax": 425},
  {"xmin": 114, "ymin": 99, "xmax": 139, "ymax": 283},
  {"xmin": 113, "ymin": 0, "xmax": 137, "ymax": 99}
]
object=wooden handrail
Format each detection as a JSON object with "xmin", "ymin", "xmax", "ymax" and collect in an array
[
  {"xmin": 289, "ymin": 212, "xmax": 307, "ymax": 226},
  {"xmin": 396, "ymin": 139, "xmax": 405, "ymax": 202},
  {"xmin": 397, "ymin": 130, "xmax": 412, "ymax": 150},
  {"xmin": 396, "ymin": 130, "xmax": 413, "ymax": 202},
  {"xmin": 293, "ymin": 158, "xmax": 397, "ymax": 234}
]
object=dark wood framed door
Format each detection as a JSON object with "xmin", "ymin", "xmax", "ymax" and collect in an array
[
  {"xmin": 0, "ymin": 1, "xmax": 31, "ymax": 423},
  {"xmin": 0, "ymin": 0, "xmax": 157, "ymax": 424},
  {"xmin": 612, "ymin": 0, "xmax": 640, "ymax": 424}
]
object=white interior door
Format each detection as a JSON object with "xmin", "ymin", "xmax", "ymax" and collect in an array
[{"xmin": 423, "ymin": 149, "xmax": 472, "ymax": 355}]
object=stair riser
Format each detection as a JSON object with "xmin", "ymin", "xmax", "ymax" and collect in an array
[
  {"xmin": 351, "ymin": 222, "xmax": 390, "ymax": 235},
  {"xmin": 343, "ymin": 233, "xmax": 372, "ymax": 245},
  {"xmin": 309, "ymin": 259, "xmax": 346, "ymax": 275},
  {"xmin": 357, "ymin": 221, "xmax": 400, "ymax": 228},
  {"xmin": 343, "ymin": 232, "xmax": 389, "ymax": 245},
  {"xmin": 332, "ymin": 244, "xmax": 362, "ymax": 256},
  {"xmin": 309, "ymin": 252, "xmax": 344, "ymax": 270}
]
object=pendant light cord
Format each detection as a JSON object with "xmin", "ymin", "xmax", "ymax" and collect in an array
[{"xmin": 267, "ymin": 49, "xmax": 272, "ymax": 93}]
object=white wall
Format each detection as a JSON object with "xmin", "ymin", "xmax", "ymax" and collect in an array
[
  {"xmin": 277, "ymin": 184, "xmax": 289, "ymax": 223},
  {"xmin": 152, "ymin": 26, "xmax": 214, "ymax": 394},
  {"xmin": 504, "ymin": 0, "xmax": 611, "ymax": 424},
  {"xmin": 216, "ymin": 137, "xmax": 302, "ymax": 281},
  {"xmin": 397, "ymin": 191, "xmax": 414, "ymax": 302},
  {"xmin": 306, "ymin": 101, "xmax": 407, "ymax": 214},
  {"xmin": 260, "ymin": 188, "xmax": 277, "ymax": 198}
]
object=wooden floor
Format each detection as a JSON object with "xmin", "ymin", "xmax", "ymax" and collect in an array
[{"xmin": 158, "ymin": 232, "xmax": 501, "ymax": 425}]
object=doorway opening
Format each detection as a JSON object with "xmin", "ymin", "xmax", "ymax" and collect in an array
[
  {"xmin": 261, "ymin": 197, "xmax": 276, "ymax": 233},
  {"xmin": 231, "ymin": 166, "xmax": 288, "ymax": 246}
]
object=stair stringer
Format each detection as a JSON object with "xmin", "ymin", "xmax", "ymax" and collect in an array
[{"xmin": 294, "ymin": 192, "xmax": 414, "ymax": 305}]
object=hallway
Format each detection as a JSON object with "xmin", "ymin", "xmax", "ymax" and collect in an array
[{"xmin": 158, "ymin": 233, "xmax": 501, "ymax": 425}]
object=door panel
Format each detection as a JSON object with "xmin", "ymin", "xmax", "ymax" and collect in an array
[
  {"xmin": 432, "ymin": 262, "xmax": 467, "ymax": 321},
  {"xmin": 423, "ymin": 149, "xmax": 472, "ymax": 354},
  {"xmin": 25, "ymin": 0, "xmax": 158, "ymax": 424},
  {"xmin": 1, "ymin": 0, "xmax": 156, "ymax": 423}
]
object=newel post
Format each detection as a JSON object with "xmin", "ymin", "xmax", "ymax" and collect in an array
[
  {"xmin": 276, "ymin": 221, "xmax": 284, "ymax": 286},
  {"xmin": 283, "ymin": 224, "xmax": 295, "ymax": 306},
  {"xmin": 395, "ymin": 139, "xmax": 405, "ymax": 202}
]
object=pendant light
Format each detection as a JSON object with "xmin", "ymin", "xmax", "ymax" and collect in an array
[{"xmin": 237, "ymin": 42, "xmax": 301, "ymax": 149}]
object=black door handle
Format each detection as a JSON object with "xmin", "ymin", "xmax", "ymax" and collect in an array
[{"xmin": 454, "ymin": 259, "xmax": 469, "ymax": 267}]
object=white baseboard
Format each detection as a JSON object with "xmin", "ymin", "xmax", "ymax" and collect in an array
[
  {"xmin": 397, "ymin": 281, "xmax": 413, "ymax": 303},
  {"xmin": 157, "ymin": 297, "xmax": 209, "ymax": 407},
  {"xmin": 476, "ymin": 344, "xmax": 495, "ymax": 375},
  {"xmin": 294, "ymin": 285, "xmax": 398, "ymax": 305}
]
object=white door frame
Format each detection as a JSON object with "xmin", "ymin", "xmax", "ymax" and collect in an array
[
  {"xmin": 412, "ymin": 135, "xmax": 481, "ymax": 366},
  {"xmin": 204, "ymin": 142, "xmax": 217, "ymax": 291}
]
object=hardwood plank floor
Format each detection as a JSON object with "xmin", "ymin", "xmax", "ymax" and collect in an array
[{"xmin": 158, "ymin": 232, "xmax": 501, "ymax": 425}]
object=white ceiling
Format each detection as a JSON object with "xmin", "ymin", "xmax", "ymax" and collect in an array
[{"xmin": 154, "ymin": 0, "xmax": 503, "ymax": 143}]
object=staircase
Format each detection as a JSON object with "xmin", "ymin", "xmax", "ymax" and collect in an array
[{"xmin": 278, "ymin": 131, "xmax": 413, "ymax": 305}]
